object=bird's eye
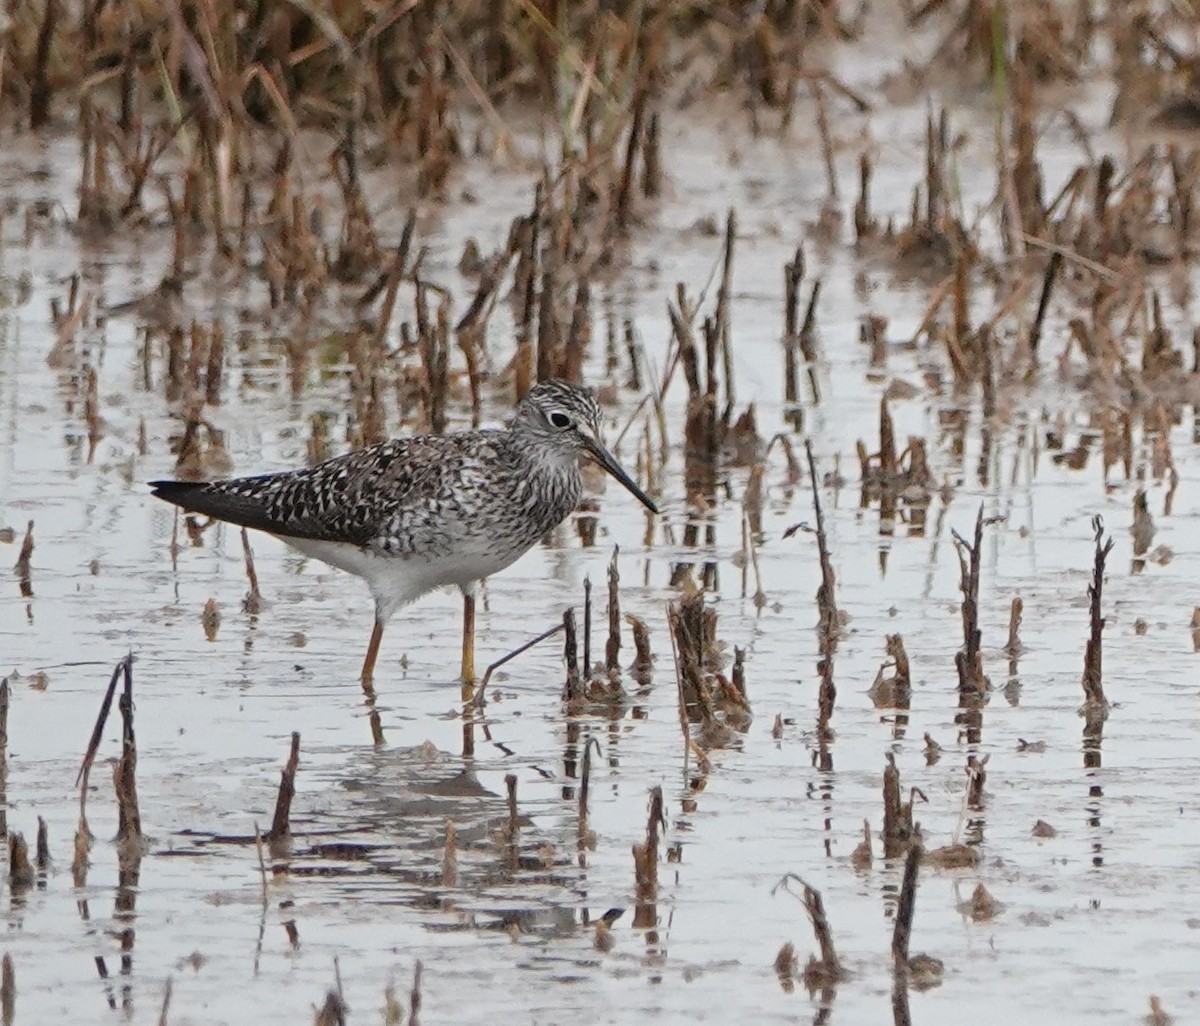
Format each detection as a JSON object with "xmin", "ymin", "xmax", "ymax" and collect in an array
[{"xmin": 548, "ymin": 410, "xmax": 572, "ymax": 429}]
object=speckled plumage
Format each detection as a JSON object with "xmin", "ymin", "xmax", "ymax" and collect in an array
[{"xmin": 151, "ymin": 381, "xmax": 656, "ymax": 640}]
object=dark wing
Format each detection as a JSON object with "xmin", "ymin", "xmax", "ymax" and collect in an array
[{"xmin": 149, "ymin": 435, "xmax": 485, "ymax": 545}]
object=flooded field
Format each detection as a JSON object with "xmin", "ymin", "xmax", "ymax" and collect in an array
[{"xmin": 3, "ymin": 2, "xmax": 1200, "ymax": 1023}]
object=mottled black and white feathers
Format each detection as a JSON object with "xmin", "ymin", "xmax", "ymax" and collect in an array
[{"xmin": 150, "ymin": 380, "xmax": 638, "ymax": 622}]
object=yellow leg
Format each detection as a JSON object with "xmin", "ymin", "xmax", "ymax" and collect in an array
[
  {"xmin": 361, "ymin": 621, "xmax": 384, "ymax": 685},
  {"xmin": 461, "ymin": 593, "xmax": 476, "ymax": 684}
]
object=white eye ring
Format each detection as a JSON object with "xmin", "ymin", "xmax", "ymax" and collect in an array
[{"xmin": 548, "ymin": 410, "xmax": 572, "ymax": 429}]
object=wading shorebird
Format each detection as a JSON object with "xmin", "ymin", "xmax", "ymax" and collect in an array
[{"xmin": 151, "ymin": 380, "xmax": 658, "ymax": 684}]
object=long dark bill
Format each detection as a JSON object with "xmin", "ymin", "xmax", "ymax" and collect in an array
[{"xmin": 581, "ymin": 436, "xmax": 659, "ymax": 515}]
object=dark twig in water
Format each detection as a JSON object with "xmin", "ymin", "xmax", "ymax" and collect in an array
[
  {"xmin": 563, "ymin": 608, "xmax": 581, "ymax": 702},
  {"xmin": 35, "ymin": 817, "xmax": 49, "ymax": 874},
  {"xmin": 804, "ymin": 440, "xmax": 839, "ymax": 639},
  {"xmin": 625, "ymin": 613, "xmax": 653, "ymax": 684},
  {"xmin": 783, "ymin": 247, "xmax": 805, "ymax": 427},
  {"xmin": 715, "ymin": 209, "xmax": 737, "ymax": 409},
  {"xmin": 966, "ymin": 753, "xmax": 988, "ymax": 809},
  {"xmin": 951, "ymin": 505, "xmax": 986, "ymax": 696},
  {"xmin": 578, "ymin": 736, "xmax": 601, "ymax": 861},
  {"xmin": 1, "ymin": 954, "xmax": 13, "ymax": 1026},
  {"xmin": 470, "ymin": 621, "xmax": 564, "ymax": 709},
  {"xmin": 667, "ymin": 593, "xmax": 712, "ymax": 720},
  {"xmin": 1082, "ymin": 516, "xmax": 1114, "ymax": 731},
  {"xmin": 8, "ymin": 832, "xmax": 33, "ymax": 892},
  {"xmin": 891, "ymin": 841, "xmax": 922, "ymax": 970},
  {"xmin": 76, "ymin": 656, "xmax": 124, "ymax": 837},
  {"xmin": 13, "ymin": 522, "xmax": 33, "ymax": 597},
  {"xmin": 442, "ymin": 820, "xmax": 457, "ymax": 888},
  {"xmin": 583, "ymin": 576, "xmax": 592, "ymax": 674},
  {"xmin": 156, "ymin": 977, "xmax": 171, "ymax": 1026},
  {"xmin": 114, "ymin": 655, "xmax": 141, "ymax": 848},
  {"xmin": 267, "ymin": 732, "xmax": 300, "ymax": 849},
  {"xmin": 410, "ymin": 960, "xmax": 423, "ymax": 1026},
  {"xmin": 253, "ymin": 820, "xmax": 268, "ymax": 908},
  {"xmin": 241, "ymin": 528, "xmax": 263, "ymax": 614},
  {"xmin": 0, "ymin": 680, "xmax": 7, "ymax": 842},
  {"xmin": 632, "ymin": 786, "xmax": 664, "ymax": 930},
  {"xmin": 771, "ymin": 874, "xmax": 846, "ymax": 987},
  {"xmin": 504, "ymin": 773, "xmax": 519, "ymax": 872},
  {"xmin": 1005, "ymin": 597, "xmax": 1024, "ymax": 658},
  {"xmin": 1028, "ymin": 250, "xmax": 1062, "ymax": 365},
  {"xmin": 605, "ymin": 547, "xmax": 622, "ymax": 672},
  {"xmin": 313, "ymin": 990, "xmax": 347, "ymax": 1026},
  {"xmin": 882, "ymin": 754, "xmax": 922, "ymax": 858}
]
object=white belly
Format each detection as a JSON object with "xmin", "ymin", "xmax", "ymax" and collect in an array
[{"xmin": 277, "ymin": 534, "xmax": 524, "ymax": 622}]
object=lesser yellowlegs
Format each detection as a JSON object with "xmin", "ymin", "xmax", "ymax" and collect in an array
[{"xmin": 150, "ymin": 380, "xmax": 657, "ymax": 683}]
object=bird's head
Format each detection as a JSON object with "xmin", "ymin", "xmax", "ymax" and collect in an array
[{"xmin": 515, "ymin": 380, "xmax": 658, "ymax": 514}]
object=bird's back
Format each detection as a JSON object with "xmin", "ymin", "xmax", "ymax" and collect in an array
[{"xmin": 150, "ymin": 428, "xmax": 583, "ymax": 567}]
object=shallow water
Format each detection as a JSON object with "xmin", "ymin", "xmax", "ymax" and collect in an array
[{"xmin": 2, "ymin": 28, "xmax": 1200, "ymax": 1026}]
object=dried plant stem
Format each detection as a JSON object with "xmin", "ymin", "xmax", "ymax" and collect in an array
[
  {"xmin": 952, "ymin": 505, "xmax": 987, "ymax": 702},
  {"xmin": 471, "ymin": 621, "xmax": 564, "ymax": 709},
  {"xmin": 892, "ymin": 841, "xmax": 923, "ymax": 970},
  {"xmin": 267, "ymin": 732, "xmax": 300, "ymax": 847},
  {"xmin": 605, "ymin": 547, "xmax": 621, "ymax": 672},
  {"xmin": 804, "ymin": 440, "xmax": 839, "ymax": 638},
  {"xmin": 115, "ymin": 656, "xmax": 141, "ymax": 848},
  {"xmin": 1, "ymin": 953, "xmax": 13, "ymax": 1026},
  {"xmin": 1082, "ymin": 516, "xmax": 1114, "ymax": 731}
]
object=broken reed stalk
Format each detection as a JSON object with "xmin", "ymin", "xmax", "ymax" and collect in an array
[
  {"xmin": 605, "ymin": 547, "xmax": 621, "ymax": 672},
  {"xmin": 614, "ymin": 73, "xmax": 649, "ymax": 231},
  {"xmin": 71, "ymin": 825, "xmax": 89, "ymax": 888},
  {"xmin": 1082, "ymin": 516, "xmax": 1114, "ymax": 729},
  {"xmin": 253, "ymin": 820, "xmax": 268, "ymax": 909},
  {"xmin": 952, "ymin": 505, "xmax": 987, "ymax": 701},
  {"xmin": 783, "ymin": 247, "xmax": 804, "ymax": 425},
  {"xmin": 670, "ymin": 290, "xmax": 721, "ymax": 504},
  {"xmin": 76, "ymin": 658, "xmax": 124, "ymax": 835},
  {"xmin": 205, "ymin": 323, "xmax": 224, "ymax": 406},
  {"xmin": 157, "ymin": 977, "xmax": 172, "ymax": 1026},
  {"xmin": 14, "ymin": 522, "xmax": 33, "ymax": 596},
  {"xmin": 28, "ymin": 0, "xmax": 58, "ymax": 130},
  {"xmin": 442, "ymin": 821, "xmax": 457, "ymax": 888},
  {"xmin": 966, "ymin": 754, "xmax": 988, "ymax": 809},
  {"xmin": 804, "ymin": 440, "xmax": 839, "ymax": 638},
  {"xmin": 715, "ymin": 209, "xmax": 737, "ymax": 409},
  {"xmin": 1027, "ymin": 250, "xmax": 1062, "ymax": 365},
  {"xmin": 578, "ymin": 736, "xmax": 600, "ymax": 858},
  {"xmin": 0, "ymin": 679, "xmax": 7, "ymax": 842},
  {"xmin": 799, "ymin": 279, "xmax": 822, "ymax": 404},
  {"xmin": 241, "ymin": 528, "xmax": 263, "ymax": 614},
  {"xmin": 35, "ymin": 817, "xmax": 48, "ymax": 873},
  {"xmin": 632, "ymin": 786, "xmax": 664, "ymax": 929},
  {"xmin": 114, "ymin": 655, "xmax": 141, "ymax": 848},
  {"xmin": 563, "ymin": 607, "xmax": 582, "ymax": 703},
  {"xmin": 8, "ymin": 834, "xmax": 32, "ymax": 891},
  {"xmin": 891, "ymin": 841, "xmax": 923, "ymax": 971},
  {"xmin": 314, "ymin": 991, "xmax": 348, "ymax": 1026},
  {"xmin": 1, "ymin": 953, "xmax": 12, "ymax": 1026},
  {"xmin": 583, "ymin": 576, "xmax": 592, "ymax": 673},
  {"xmin": 625, "ymin": 614, "xmax": 653, "ymax": 679},
  {"xmin": 1005, "ymin": 596, "xmax": 1023, "ymax": 657},
  {"xmin": 504, "ymin": 773, "xmax": 519, "ymax": 872},
  {"xmin": 882, "ymin": 754, "xmax": 918, "ymax": 859},
  {"xmin": 267, "ymin": 731, "xmax": 300, "ymax": 847},
  {"xmin": 771, "ymin": 874, "xmax": 845, "ymax": 986},
  {"xmin": 667, "ymin": 592, "xmax": 712, "ymax": 721},
  {"xmin": 410, "ymin": 961, "xmax": 423, "ymax": 1026}
]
